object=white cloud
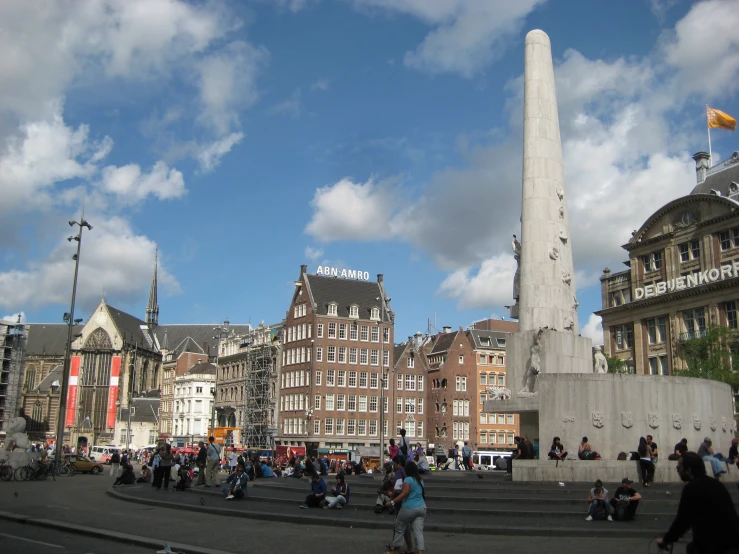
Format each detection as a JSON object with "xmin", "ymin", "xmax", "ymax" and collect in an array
[
  {"xmin": 0, "ymin": 216, "xmax": 180, "ymax": 313},
  {"xmin": 197, "ymin": 133, "xmax": 245, "ymax": 173},
  {"xmin": 305, "ymin": 178, "xmax": 396, "ymax": 241},
  {"xmin": 268, "ymin": 88, "xmax": 303, "ymax": 118},
  {"xmin": 100, "ymin": 161, "xmax": 185, "ymax": 203},
  {"xmin": 581, "ymin": 314, "xmax": 603, "ymax": 344},
  {"xmin": 310, "ymin": 78, "xmax": 330, "ymax": 91},
  {"xmin": 273, "ymin": 0, "xmax": 315, "ymax": 12},
  {"xmin": 2, "ymin": 311, "xmax": 26, "ymax": 323},
  {"xmin": 437, "ymin": 254, "xmax": 516, "ymax": 310},
  {"xmin": 350, "ymin": 0, "xmax": 546, "ymax": 77},
  {"xmin": 304, "ymin": 246, "xmax": 324, "ymax": 261}
]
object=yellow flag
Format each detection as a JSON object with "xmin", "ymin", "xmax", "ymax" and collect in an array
[{"xmin": 707, "ymin": 106, "xmax": 737, "ymax": 131}]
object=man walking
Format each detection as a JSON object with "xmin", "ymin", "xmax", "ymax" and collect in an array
[
  {"xmin": 195, "ymin": 441, "xmax": 207, "ymax": 486},
  {"xmin": 205, "ymin": 436, "xmax": 221, "ymax": 488},
  {"xmin": 109, "ymin": 450, "xmax": 121, "ymax": 477},
  {"xmin": 462, "ymin": 441, "xmax": 473, "ymax": 471}
]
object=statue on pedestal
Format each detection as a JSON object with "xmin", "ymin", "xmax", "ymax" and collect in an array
[
  {"xmin": 520, "ymin": 328, "xmax": 544, "ymax": 395},
  {"xmin": 593, "ymin": 346, "xmax": 607, "ymax": 374}
]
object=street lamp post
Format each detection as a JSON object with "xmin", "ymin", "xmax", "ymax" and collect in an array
[
  {"xmin": 54, "ymin": 215, "xmax": 92, "ymax": 467},
  {"xmin": 377, "ymin": 294, "xmax": 390, "ymax": 468}
]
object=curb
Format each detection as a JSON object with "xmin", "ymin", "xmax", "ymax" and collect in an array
[
  {"xmin": 107, "ymin": 489, "xmax": 663, "ymax": 539},
  {"xmin": 0, "ymin": 510, "xmax": 234, "ymax": 554}
]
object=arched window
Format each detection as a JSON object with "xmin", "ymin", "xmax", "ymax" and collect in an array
[
  {"xmin": 227, "ymin": 413, "xmax": 236, "ymax": 427},
  {"xmin": 24, "ymin": 365, "xmax": 36, "ymax": 391},
  {"xmin": 31, "ymin": 401, "xmax": 43, "ymax": 423}
]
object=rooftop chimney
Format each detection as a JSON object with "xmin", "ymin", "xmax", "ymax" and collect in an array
[
  {"xmin": 377, "ymin": 274, "xmax": 383, "ymax": 283},
  {"xmin": 301, "ymin": 264, "xmax": 307, "ymax": 274},
  {"xmin": 414, "ymin": 331, "xmax": 423, "ymax": 349},
  {"xmin": 692, "ymin": 151, "xmax": 711, "ymax": 183},
  {"xmin": 443, "ymin": 326, "xmax": 452, "ymax": 334}
]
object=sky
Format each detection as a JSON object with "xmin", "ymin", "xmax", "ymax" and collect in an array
[{"xmin": 2, "ymin": 0, "xmax": 739, "ymax": 344}]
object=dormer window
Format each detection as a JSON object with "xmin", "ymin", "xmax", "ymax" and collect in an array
[
  {"xmin": 327, "ymin": 302, "xmax": 337, "ymax": 316},
  {"xmin": 370, "ymin": 307, "xmax": 380, "ymax": 320},
  {"xmin": 349, "ymin": 305, "xmax": 359, "ymax": 319},
  {"xmin": 496, "ymin": 338, "xmax": 506, "ymax": 347}
]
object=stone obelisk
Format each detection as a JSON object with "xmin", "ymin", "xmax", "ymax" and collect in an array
[{"xmin": 518, "ymin": 29, "xmax": 578, "ymax": 334}]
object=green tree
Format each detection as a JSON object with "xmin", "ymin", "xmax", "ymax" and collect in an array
[
  {"xmin": 676, "ymin": 325, "xmax": 739, "ymax": 392},
  {"xmin": 606, "ymin": 355, "xmax": 627, "ymax": 374}
]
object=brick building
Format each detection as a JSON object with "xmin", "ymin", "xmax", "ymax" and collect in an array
[
  {"xmin": 277, "ymin": 265, "xmax": 394, "ymax": 455},
  {"xmin": 392, "ymin": 335, "xmax": 429, "ymax": 446}
]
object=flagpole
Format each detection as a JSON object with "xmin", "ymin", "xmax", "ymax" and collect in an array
[{"xmin": 707, "ymin": 105, "xmax": 713, "ymax": 167}]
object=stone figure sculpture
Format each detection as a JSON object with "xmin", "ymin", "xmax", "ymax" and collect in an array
[
  {"xmin": 593, "ymin": 346, "xmax": 607, "ymax": 374},
  {"xmin": 672, "ymin": 414, "xmax": 682, "ymax": 429},
  {"xmin": 559, "ymin": 228, "xmax": 568, "ymax": 243},
  {"xmin": 693, "ymin": 415, "xmax": 701, "ymax": 430},
  {"xmin": 520, "ymin": 328, "xmax": 544, "ymax": 395},
  {"xmin": 486, "ymin": 386, "xmax": 512, "ymax": 400},
  {"xmin": 621, "ymin": 411, "xmax": 634, "ymax": 428},
  {"xmin": 556, "ymin": 186, "xmax": 564, "ymax": 200},
  {"xmin": 549, "ymin": 247, "xmax": 559, "ymax": 260},
  {"xmin": 563, "ymin": 416, "xmax": 576, "ymax": 423},
  {"xmin": 3, "ymin": 417, "xmax": 30, "ymax": 451},
  {"xmin": 564, "ymin": 316, "xmax": 575, "ymax": 332},
  {"xmin": 561, "ymin": 271, "xmax": 572, "ymax": 285},
  {"xmin": 512, "ymin": 235, "xmax": 521, "ymax": 302}
]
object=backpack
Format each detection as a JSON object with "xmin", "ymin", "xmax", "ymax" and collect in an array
[
  {"xmin": 614, "ymin": 501, "xmax": 630, "ymax": 521},
  {"xmin": 592, "ymin": 500, "xmax": 607, "ymax": 521},
  {"xmin": 399, "ymin": 438, "xmax": 409, "ymax": 459},
  {"xmin": 111, "ymin": 452, "xmax": 120, "ymax": 463}
]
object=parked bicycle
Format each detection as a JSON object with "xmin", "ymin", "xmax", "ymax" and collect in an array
[{"xmin": 0, "ymin": 458, "xmax": 13, "ymax": 481}]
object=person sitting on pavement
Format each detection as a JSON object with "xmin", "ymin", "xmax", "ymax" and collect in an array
[
  {"xmin": 548, "ymin": 437, "xmax": 568, "ymax": 460},
  {"xmin": 610, "ymin": 478, "xmax": 642, "ymax": 521},
  {"xmin": 586, "ymin": 479, "xmax": 613, "ymax": 521},
  {"xmin": 223, "ymin": 463, "xmax": 249, "ymax": 500},
  {"xmin": 657, "ymin": 452, "xmax": 739, "ymax": 553},
  {"xmin": 300, "ymin": 473, "xmax": 327, "ymax": 508},
  {"xmin": 174, "ymin": 464, "xmax": 192, "ymax": 491},
  {"xmin": 323, "ymin": 473, "xmax": 350, "ymax": 509},
  {"xmin": 417, "ymin": 454, "xmax": 430, "ymax": 473},
  {"xmin": 669, "ymin": 438, "xmax": 688, "ymax": 461},
  {"xmin": 727, "ymin": 438, "xmax": 738, "ymax": 465},
  {"xmin": 136, "ymin": 464, "xmax": 152, "ymax": 483},
  {"xmin": 375, "ymin": 464, "xmax": 396, "ymax": 513},
  {"xmin": 113, "ymin": 463, "xmax": 136, "ymax": 487},
  {"xmin": 698, "ymin": 437, "xmax": 727, "ymax": 477},
  {"xmin": 578, "ymin": 436, "xmax": 600, "ymax": 460},
  {"xmin": 388, "ymin": 438, "xmax": 399, "ymax": 460},
  {"xmin": 261, "ymin": 461, "xmax": 275, "ymax": 478}
]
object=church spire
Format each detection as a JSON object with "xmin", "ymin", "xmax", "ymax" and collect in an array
[{"xmin": 146, "ymin": 246, "xmax": 159, "ymax": 327}]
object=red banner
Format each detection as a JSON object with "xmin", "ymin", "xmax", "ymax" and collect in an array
[
  {"xmin": 107, "ymin": 356, "xmax": 121, "ymax": 429},
  {"xmin": 65, "ymin": 356, "xmax": 81, "ymax": 427}
]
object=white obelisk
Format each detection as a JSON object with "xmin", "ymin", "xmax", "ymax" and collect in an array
[{"xmin": 518, "ymin": 30, "xmax": 578, "ymax": 334}]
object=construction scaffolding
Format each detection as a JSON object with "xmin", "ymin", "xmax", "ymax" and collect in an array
[
  {"xmin": 241, "ymin": 323, "xmax": 277, "ymax": 450},
  {"xmin": 0, "ymin": 317, "xmax": 27, "ymax": 433}
]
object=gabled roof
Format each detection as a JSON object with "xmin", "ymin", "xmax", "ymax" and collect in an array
[
  {"xmin": 467, "ymin": 329, "xmax": 510, "ymax": 350},
  {"xmin": 393, "ymin": 343, "xmax": 407, "ymax": 363},
  {"xmin": 106, "ymin": 304, "xmax": 157, "ymax": 352},
  {"xmin": 170, "ymin": 337, "xmax": 205, "ymax": 357},
  {"xmin": 119, "ymin": 397, "xmax": 159, "ymax": 423},
  {"xmin": 155, "ymin": 324, "xmax": 253, "ymax": 356},
  {"xmin": 184, "ymin": 362, "xmax": 217, "ymax": 376},
  {"xmin": 33, "ymin": 364, "xmax": 63, "ymax": 392},
  {"xmin": 305, "ymin": 274, "xmax": 392, "ymax": 322},
  {"xmin": 429, "ymin": 331, "xmax": 457, "ymax": 354},
  {"xmin": 26, "ymin": 324, "xmax": 81, "ymax": 356}
]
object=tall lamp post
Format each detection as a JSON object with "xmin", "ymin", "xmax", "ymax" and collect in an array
[
  {"xmin": 54, "ymin": 215, "xmax": 92, "ymax": 467},
  {"xmin": 377, "ymin": 294, "xmax": 390, "ymax": 468}
]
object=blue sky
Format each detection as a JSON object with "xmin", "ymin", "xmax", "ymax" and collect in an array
[{"xmin": 1, "ymin": 0, "xmax": 739, "ymax": 343}]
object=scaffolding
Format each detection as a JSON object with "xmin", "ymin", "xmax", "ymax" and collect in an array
[
  {"xmin": 0, "ymin": 317, "xmax": 27, "ymax": 433},
  {"xmin": 241, "ymin": 323, "xmax": 277, "ymax": 450}
]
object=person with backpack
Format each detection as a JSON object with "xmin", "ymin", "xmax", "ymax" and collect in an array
[
  {"xmin": 195, "ymin": 441, "xmax": 207, "ymax": 486},
  {"xmin": 109, "ymin": 450, "xmax": 121, "ymax": 477},
  {"xmin": 461, "ymin": 442, "xmax": 473, "ymax": 470},
  {"xmin": 610, "ymin": 478, "xmax": 641, "ymax": 521},
  {"xmin": 585, "ymin": 479, "xmax": 613, "ymax": 521}
]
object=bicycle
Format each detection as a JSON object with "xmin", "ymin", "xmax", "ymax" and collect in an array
[{"xmin": 0, "ymin": 458, "xmax": 13, "ymax": 481}]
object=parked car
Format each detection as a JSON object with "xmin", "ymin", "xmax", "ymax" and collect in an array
[{"xmin": 65, "ymin": 454, "xmax": 104, "ymax": 474}]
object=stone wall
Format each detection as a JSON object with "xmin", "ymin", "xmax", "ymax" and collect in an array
[{"xmin": 537, "ymin": 373, "xmax": 736, "ymax": 460}]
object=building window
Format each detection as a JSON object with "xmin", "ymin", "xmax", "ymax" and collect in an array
[
  {"xmin": 315, "ymin": 395, "xmax": 321, "ymax": 410},
  {"xmin": 646, "ymin": 317, "xmax": 667, "ymax": 344},
  {"xmin": 405, "ymin": 398, "xmax": 416, "ymax": 414},
  {"xmin": 360, "ymin": 349, "xmax": 368, "ymax": 365},
  {"xmin": 350, "ymin": 325, "xmax": 358, "ymax": 341},
  {"xmin": 407, "ymin": 355, "xmax": 414, "ymax": 368},
  {"xmin": 315, "ymin": 371, "xmax": 322, "ymax": 386},
  {"xmin": 316, "ymin": 347, "xmax": 323, "ymax": 362},
  {"xmin": 326, "ymin": 370, "xmax": 335, "ymax": 386},
  {"xmin": 418, "ymin": 398, "xmax": 423, "ymax": 414},
  {"xmin": 314, "ymin": 419, "xmax": 321, "ymax": 434},
  {"xmin": 358, "ymin": 419, "xmax": 367, "ymax": 435},
  {"xmin": 679, "ymin": 240, "xmax": 701, "ymax": 262},
  {"xmin": 339, "ymin": 324, "xmax": 347, "ymax": 340},
  {"xmin": 649, "ymin": 356, "xmax": 669, "ymax": 376},
  {"xmin": 369, "ymin": 395, "xmax": 378, "ymax": 412},
  {"xmin": 397, "ymin": 374, "xmax": 403, "ymax": 390},
  {"xmin": 397, "ymin": 396, "xmax": 403, "ymax": 413},
  {"xmin": 371, "ymin": 307, "xmax": 380, "ymax": 320},
  {"xmin": 370, "ymin": 349, "xmax": 379, "ymax": 366},
  {"xmin": 459, "ymin": 355, "xmax": 464, "ymax": 364},
  {"xmin": 328, "ymin": 323, "xmax": 337, "ymax": 338},
  {"xmin": 337, "ymin": 370, "xmax": 346, "ymax": 386},
  {"xmin": 358, "ymin": 395, "xmax": 367, "ymax": 411},
  {"xmin": 349, "ymin": 348, "xmax": 358, "ymax": 364},
  {"xmin": 405, "ymin": 374, "xmax": 416, "ymax": 391},
  {"xmin": 720, "ymin": 231, "xmax": 734, "ymax": 250},
  {"xmin": 336, "ymin": 419, "xmax": 345, "ymax": 435},
  {"xmin": 360, "ymin": 325, "xmax": 369, "ymax": 341},
  {"xmin": 338, "ymin": 347, "xmax": 347, "ymax": 363},
  {"xmin": 480, "ymin": 412, "xmax": 487, "ymax": 424},
  {"xmin": 480, "ymin": 373, "xmax": 487, "ymax": 385},
  {"xmin": 348, "ymin": 371, "xmax": 357, "ymax": 387},
  {"xmin": 347, "ymin": 419, "xmax": 356, "ymax": 435},
  {"xmin": 383, "ymin": 327, "xmax": 390, "ymax": 343},
  {"xmin": 317, "ymin": 324, "xmax": 324, "ymax": 338},
  {"xmin": 383, "ymin": 351, "xmax": 389, "ymax": 367},
  {"xmin": 336, "ymin": 394, "xmax": 345, "ymax": 410},
  {"xmin": 328, "ymin": 303, "xmax": 337, "ymax": 316},
  {"xmin": 349, "ymin": 305, "xmax": 359, "ymax": 318},
  {"xmin": 480, "ymin": 431, "xmax": 488, "ymax": 444},
  {"xmin": 24, "ymin": 365, "xmax": 36, "ymax": 391},
  {"xmin": 614, "ymin": 324, "xmax": 634, "ymax": 350},
  {"xmin": 683, "ymin": 308, "xmax": 707, "ymax": 339},
  {"xmin": 359, "ymin": 371, "xmax": 368, "ymax": 387},
  {"xmin": 455, "ymin": 376, "xmax": 467, "ymax": 392},
  {"xmin": 327, "ymin": 346, "xmax": 336, "ymax": 362},
  {"xmin": 369, "ymin": 419, "xmax": 377, "ymax": 436},
  {"xmin": 643, "ymin": 251, "xmax": 662, "ymax": 272},
  {"xmin": 371, "ymin": 326, "xmax": 379, "ymax": 342},
  {"xmin": 727, "ymin": 301, "xmax": 737, "ymax": 329},
  {"xmin": 326, "ymin": 394, "xmax": 335, "ymax": 410},
  {"xmin": 325, "ymin": 418, "xmax": 334, "ymax": 434}
]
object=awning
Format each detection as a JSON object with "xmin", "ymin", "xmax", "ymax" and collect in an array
[{"xmin": 354, "ymin": 446, "xmax": 379, "ymax": 457}]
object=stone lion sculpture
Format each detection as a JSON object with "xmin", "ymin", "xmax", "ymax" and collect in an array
[
  {"xmin": 486, "ymin": 386, "xmax": 512, "ymax": 400},
  {"xmin": 3, "ymin": 417, "xmax": 30, "ymax": 451}
]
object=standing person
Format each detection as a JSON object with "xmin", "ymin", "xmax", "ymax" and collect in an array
[
  {"xmin": 150, "ymin": 449, "xmax": 162, "ymax": 488},
  {"xmin": 195, "ymin": 441, "xmax": 207, "ymax": 486},
  {"xmin": 610, "ymin": 478, "xmax": 641, "ymax": 521},
  {"xmin": 657, "ymin": 452, "xmax": 739, "ymax": 553},
  {"xmin": 205, "ymin": 436, "xmax": 221, "ymax": 488},
  {"xmin": 385, "ymin": 461, "xmax": 427, "ymax": 554},
  {"xmin": 109, "ymin": 450, "xmax": 121, "ymax": 477},
  {"xmin": 585, "ymin": 479, "xmax": 613, "ymax": 522},
  {"xmin": 638, "ymin": 437, "xmax": 654, "ymax": 487},
  {"xmin": 398, "ymin": 429, "xmax": 410, "ymax": 462},
  {"xmin": 157, "ymin": 444, "xmax": 174, "ymax": 491},
  {"xmin": 228, "ymin": 450, "xmax": 238, "ymax": 474},
  {"xmin": 646, "ymin": 435, "xmax": 659, "ymax": 463},
  {"xmin": 461, "ymin": 442, "xmax": 473, "ymax": 470}
]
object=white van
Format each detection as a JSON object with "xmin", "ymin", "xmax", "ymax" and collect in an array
[
  {"xmin": 472, "ymin": 450, "xmax": 512, "ymax": 471},
  {"xmin": 89, "ymin": 444, "xmax": 121, "ymax": 464}
]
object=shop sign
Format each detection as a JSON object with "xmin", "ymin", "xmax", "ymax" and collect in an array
[
  {"xmin": 316, "ymin": 266, "xmax": 370, "ymax": 280},
  {"xmin": 635, "ymin": 261, "xmax": 739, "ymax": 300}
]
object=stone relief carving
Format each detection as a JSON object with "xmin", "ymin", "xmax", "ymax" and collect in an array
[
  {"xmin": 648, "ymin": 412, "xmax": 659, "ymax": 429},
  {"xmin": 621, "ymin": 411, "xmax": 634, "ymax": 428},
  {"xmin": 564, "ymin": 316, "xmax": 575, "ymax": 332},
  {"xmin": 710, "ymin": 415, "xmax": 717, "ymax": 431},
  {"xmin": 486, "ymin": 386, "xmax": 512, "ymax": 401},
  {"xmin": 561, "ymin": 271, "xmax": 572, "ymax": 285},
  {"xmin": 512, "ymin": 235, "xmax": 521, "ymax": 305},
  {"xmin": 672, "ymin": 414, "xmax": 682, "ymax": 429},
  {"xmin": 592, "ymin": 412, "xmax": 605, "ymax": 428},
  {"xmin": 559, "ymin": 206, "xmax": 564, "ymax": 219},
  {"xmin": 721, "ymin": 416, "xmax": 728, "ymax": 432},
  {"xmin": 559, "ymin": 228, "xmax": 569, "ymax": 243},
  {"xmin": 519, "ymin": 328, "xmax": 544, "ymax": 396},
  {"xmin": 731, "ymin": 421, "xmax": 738, "ymax": 434},
  {"xmin": 573, "ymin": 296, "xmax": 579, "ymax": 310},
  {"xmin": 556, "ymin": 187, "xmax": 564, "ymax": 201},
  {"xmin": 593, "ymin": 346, "xmax": 607, "ymax": 374},
  {"xmin": 549, "ymin": 247, "xmax": 559, "ymax": 260},
  {"xmin": 693, "ymin": 415, "xmax": 701, "ymax": 430},
  {"xmin": 563, "ymin": 416, "xmax": 575, "ymax": 423}
]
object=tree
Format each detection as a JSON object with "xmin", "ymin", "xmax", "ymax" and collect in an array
[
  {"xmin": 676, "ymin": 325, "xmax": 739, "ymax": 392},
  {"xmin": 606, "ymin": 355, "xmax": 627, "ymax": 374}
]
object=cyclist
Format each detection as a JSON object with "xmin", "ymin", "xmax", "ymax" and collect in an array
[{"xmin": 657, "ymin": 452, "xmax": 739, "ymax": 553}]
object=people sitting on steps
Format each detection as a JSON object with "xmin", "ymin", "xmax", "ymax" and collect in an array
[
  {"xmin": 609, "ymin": 477, "xmax": 641, "ymax": 521},
  {"xmin": 548, "ymin": 437, "xmax": 568, "ymax": 460},
  {"xmin": 322, "ymin": 473, "xmax": 350, "ymax": 509},
  {"xmin": 222, "ymin": 463, "xmax": 249, "ymax": 500},
  {"xmin": 300, "ymin": 473, "xmax": 327, "ymax": 508},
  {"xmin": 698, "ymin": 437, "xmax": 727, "ymax": 477},
  {"xmin": 585, "ymin": 479, "xmax": 613, "ymax": 522},
  {"xmin": 578, "ymin": 436, "xmax": 600, "ymax": 460}
]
